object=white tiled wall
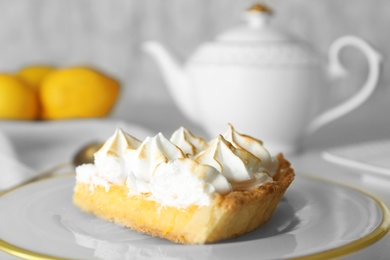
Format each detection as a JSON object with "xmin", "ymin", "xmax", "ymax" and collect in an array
[{"xmin": 0, "ymin": 0, "xmax": 388, "ymax": 118}]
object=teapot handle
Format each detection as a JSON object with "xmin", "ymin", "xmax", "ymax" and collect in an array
[{"xmin": 306, "ymin": 35, "xmax": 382, "ymax": 134}]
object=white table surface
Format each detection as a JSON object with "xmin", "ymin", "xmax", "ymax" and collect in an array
[
  {"xmin": 0, "ymin": 91, "xmax": 389, "ymax": 259},
  {"xmin": 124, "ymin": 92, "xmax": 390, "ymax": 260}
]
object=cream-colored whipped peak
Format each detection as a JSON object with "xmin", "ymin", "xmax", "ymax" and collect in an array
[
  {"xmin": 170, "ymin": 127, "xmax": 208, "ymax": 156},
  {"xmin": 125, "ymin": 133, "xmax": 185, "ymax": 193},
  {"xmin": 77, "ymin": 128, "xmax": 142, "ymax": 186},
  {"xmin": 195, "ymin": 135, "xmax": 272, "ymax": 190},
  {"xmin": 94, "ymin": 128, "xmax": 142, "ymax": 184},
  {"xmin": 97, "ymin": 128, "xmax": 142, "ymax": 158},
  {"xmin": 223, "ymin": 124, "xmax": 279, "ymax": 176}
]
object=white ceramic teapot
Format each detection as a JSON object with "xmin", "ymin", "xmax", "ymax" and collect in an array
[{"xmin": 143, "ymin": 3, "xmax": 382, "ymax": 154}]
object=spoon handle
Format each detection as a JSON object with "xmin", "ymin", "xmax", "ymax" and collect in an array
[{"xmin": 2, "ymin": 161, "xmax": 72, "ymax": 192}]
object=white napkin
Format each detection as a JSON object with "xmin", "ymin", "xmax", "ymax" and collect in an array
[
  {"xmin": 0, "ymin": 119, "xmax": 154, "ymax": 192},
  {"xmin": 0, "ymin": 130, "xmax": 36, "ymax": 191}
]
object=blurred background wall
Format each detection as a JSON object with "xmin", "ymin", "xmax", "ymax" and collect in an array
[{"xmin": 0, "ymin": 0, "xmax": 388, "ymax": 120}]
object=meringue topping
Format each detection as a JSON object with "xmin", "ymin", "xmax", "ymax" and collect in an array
[
  {"xmin": 76, "ymin": 125, "xmax": 279, "ymax": 207},
  {"xmin": 93, "ymin": 129, "xmax": 141, "ymax": 185},
  {"xmin": 125, "ymin": 133, "xmax": 185, "ymax": 182},
  {"xmin": 195, "ymin": 135, "xmax": 272, "ymax": 190},
  {"xmin": 223, "ymin": 124, "xmax": 279, "ymax": 176},
  {"xmin": 148, "ymin": 158, "xmax": 231, "ymax": 207},
  {"xmin": 170, "ymin": 127, "xmax": 208, "ymax": 156}
]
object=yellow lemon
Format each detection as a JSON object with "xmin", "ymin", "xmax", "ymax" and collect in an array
[
  {"xmin": 39, "ymin": 67, "xmax": 120, "ymax": 119},
  {"xmin": 0, "ymin": 74, "xmax": 39, "ymax": 120},
  {"xmin": 17, "ymin": 65, "xmax": 56, "ymax": 89}
]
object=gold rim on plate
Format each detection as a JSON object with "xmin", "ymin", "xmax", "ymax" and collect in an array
[{"xmin": 0, "ymin": 174, "xmax": 389, "ymax": 260}]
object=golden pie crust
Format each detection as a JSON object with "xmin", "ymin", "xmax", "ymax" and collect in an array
[{"xmin": 73, "ymin": 154, "xmax": 294, "ymax": 244}]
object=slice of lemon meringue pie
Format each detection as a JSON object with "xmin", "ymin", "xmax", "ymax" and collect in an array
[{"xmin": 73, "ymin": 125, "xmax": 294, "ymax": 244}]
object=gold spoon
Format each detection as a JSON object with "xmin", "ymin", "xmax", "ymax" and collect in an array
[{"xmin": 72, "ymin": 142, "xmax": 103, "ymax": 167}]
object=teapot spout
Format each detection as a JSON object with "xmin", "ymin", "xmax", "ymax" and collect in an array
[{"xmin": 143, "ymin": 41, "xmax": 198, "ymax": 123}]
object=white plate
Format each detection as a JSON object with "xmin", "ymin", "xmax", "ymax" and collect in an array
[
  {"xmin": 322, "ymin": 140, "xmax": 390, "ymax": 179},
  {"xmin": 0, "ymin": 175, "xmax": 389, "ymax": 260}
]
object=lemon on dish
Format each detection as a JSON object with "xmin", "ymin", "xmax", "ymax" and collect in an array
[
  {"xmin": 0, "ymin": 73, "xmax": 39, "ymax": 120},
  {"xmin": 17, "ymin": 65, "xmax": 56, "ymax": 89},
  {"xmin": 39, "ymin": 66, "xmax": 120, "ymax": 120}
]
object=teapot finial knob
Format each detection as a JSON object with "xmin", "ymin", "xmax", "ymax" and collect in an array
[
  {"xmin": 247, "ymin": 2, "xmax": 273, "ymax": 14},
  {"xmin": 244, "ymin": 3, "xmax": 273, "ymax": 28}
]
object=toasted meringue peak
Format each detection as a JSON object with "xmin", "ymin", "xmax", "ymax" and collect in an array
[
  {"xmin": 125, "ymin": 133, "xmax": 185, "ymax": 183},
  {"xmin": 97, "ymin": 128, "xmax": 142, "ymax": 158},
  {"xmin": 195, "ymin": 135, "xmax": 262, "ymax": 184},
  {"xmin": 223, "ymin": 124, "xmax": 279, "ymax": 176},
  {"xmin": 170, "ymin": 127, "xmax": 208, "ymax": 156},
  {"xmin": 89, "ymin": 128, "xmax": 142, "ymax": 185}
]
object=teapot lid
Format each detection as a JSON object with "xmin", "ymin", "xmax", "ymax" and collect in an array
[
  {"xmin": 216, "ymin": 3, "xmax": 288, "ymax": 43},
  {"xmin": 189, "ymin": 3, "xmax": 318, "ymax": 66}
]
